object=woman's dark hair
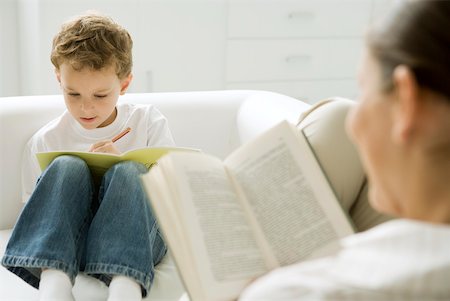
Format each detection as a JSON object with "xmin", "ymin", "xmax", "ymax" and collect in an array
[{"xmin": 367, "ymin": 0, "xmax": 450, "ymax": 98}]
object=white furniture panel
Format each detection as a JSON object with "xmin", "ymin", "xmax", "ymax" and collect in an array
[
  {"xmin": 134, "ymin": 0, "xmax": 226, "ymax": 93},
  {"xmin": 226, "ymin": 39, "xmax": 362, "ymax": 82},
  {"xmin": 228, "ymin": 0, "xmax": 372, "ymax": 38},
  {"xmin": 225, "ymin": 0, "xmax": 372, "ymax": 103},
  {"xmin": 371, "ymin": 0, "xmax": 395, "ymax": 23},
  {"xmin": 227, "ymin": 79, "xmax": 358, "ymax": 104}
]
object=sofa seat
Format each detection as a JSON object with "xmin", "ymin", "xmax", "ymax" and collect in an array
[{"xmin": 0, "ymin": 229, "xmax": 184, "ymax": 301}]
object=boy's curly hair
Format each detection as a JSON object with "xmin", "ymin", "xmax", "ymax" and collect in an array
[{"xmin": 51, "ymin": 12, "xmax": 133, "ymax": 79}]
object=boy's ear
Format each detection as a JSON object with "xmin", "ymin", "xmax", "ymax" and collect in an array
[
  {"xmin": 120, "ymin": 73, "xmax": 133, "ymax": 95},
  {"xmin": 391, "ymin": 65, "xmax": 420, "ymax": 145}
]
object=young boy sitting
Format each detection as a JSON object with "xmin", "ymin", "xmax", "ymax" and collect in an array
[{"xmin": 1, "ymin": 12, "xmax": 174, "ymax": 301}]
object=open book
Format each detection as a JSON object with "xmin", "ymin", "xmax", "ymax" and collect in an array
[
  {"xmin": 141, "ymin": 121, "xmax": 355, "ymax": 301},
  {"xmin": 36, "ymin": 147, "xmax": 197, "ymax": 179}
]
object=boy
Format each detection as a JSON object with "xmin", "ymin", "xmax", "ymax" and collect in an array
[{"xmin": 1, "ymin": 12, "xmax": 174, "ymax": 301}]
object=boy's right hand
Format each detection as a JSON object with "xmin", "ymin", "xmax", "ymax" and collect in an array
[{"xmin": 89, "ymin": 140, "xmax": 121, "ymax": 155}]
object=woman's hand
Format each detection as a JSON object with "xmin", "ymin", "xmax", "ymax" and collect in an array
[{"xmin": 88, "ymin": 140, "xmax": 121, "ymax": 155}]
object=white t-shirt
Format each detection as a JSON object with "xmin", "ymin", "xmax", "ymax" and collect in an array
[
  {"xmin": 239, "ymin": 219, "xmax": 450, "ymax": 300},
  {"xmin": 22, "ymin": 103, "xmax": 175, "ymax": 203}
]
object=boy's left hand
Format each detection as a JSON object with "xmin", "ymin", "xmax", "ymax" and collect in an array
[{"xmin": 89, "ymin": 140, "xmax": 121, "ymax": 155}]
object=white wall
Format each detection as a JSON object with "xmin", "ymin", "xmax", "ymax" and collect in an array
[
  {"xmin": 10, "ymin": 0, "xmax": 227, "ymax": 96},
  {"xmin": 0, "ymin": 0, "xmax": 20, "ymax": 96},
  {"xmin": 0, "ymin": 0, "xmax": 393, "ymax": 99}
]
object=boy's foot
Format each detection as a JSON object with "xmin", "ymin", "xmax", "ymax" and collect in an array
[
  {"xmin": 39, "ymin": 269, "xmax": 75, "ymax": 301},
  {"xmin": 107, "ymin": 275, "xmax": 142, "ymax": 301}
]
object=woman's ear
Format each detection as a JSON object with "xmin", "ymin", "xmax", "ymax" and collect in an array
[
  {"xmin": 391, "ymin": 65, "xmax": 420, "ymax": 145},
  {"xmin": 55, "ymin": 69, "xmax": 61, "ymax": 84},
  {"xmin": 120, "ymin": 73, "xmax": 133, "ymax": 95}
]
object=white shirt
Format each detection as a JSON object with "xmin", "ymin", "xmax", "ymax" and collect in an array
[
  {"xmin": 22, "ymin": 103, "xmax": 175, "ymax": 203},
  {"xmin": 239, "ymin": 219, "xmax": 450, "ymax": 300}
]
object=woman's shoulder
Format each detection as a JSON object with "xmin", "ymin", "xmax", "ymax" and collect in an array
[
  {"xmin": 354, "ymin": 218, "xmax": 449, "ymax": 237},
  {"xmin": 341, "ymin": 219, "xmax": 450, "ymax": 255}
]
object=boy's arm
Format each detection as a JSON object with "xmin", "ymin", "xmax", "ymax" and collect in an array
[
  {"xmin": 21, "ymin": 138, "xmax": 43, "ymax": 203},
  {"xmin": 88, "ymin": 139, "xmax": 121, "ymax": 154},
  {"xmin": 88, "ymin": 127, "xmax": 133, "ymax": 154}
]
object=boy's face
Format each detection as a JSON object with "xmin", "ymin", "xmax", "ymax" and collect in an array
[{"xmin": 56, "ymin": 63, "xmax": 132, "ymax": 129}]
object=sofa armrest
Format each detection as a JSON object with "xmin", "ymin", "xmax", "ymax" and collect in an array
[
  {"xmin": 0, "ymin": 96, "xmax": 66, "ymax": 230},
  {"xmin": 237, "ymin": 91, "xmax": 310, "ymax": 144}
]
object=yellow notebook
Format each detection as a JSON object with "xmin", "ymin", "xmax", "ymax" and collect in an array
[{"xmin": 36, "ymin": 147, "xmax": 199, "ymax": 178}]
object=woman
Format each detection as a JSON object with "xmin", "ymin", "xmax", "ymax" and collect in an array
[{"xmin": 239, "ymin": 1, "xmax": 450, "ymax": 299}]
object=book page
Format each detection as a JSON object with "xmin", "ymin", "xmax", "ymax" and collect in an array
[
  {"xmin": 225, "ymin": 121, "xmax": 354, "ymax": 266},
  {"xmin": 145, "ymin": 152, "xmax": 268, "ymax": 301},
  {"xmin": 141, "ymin": 163, "xmax": 202, "ymax": 298},
  {"xmin": 121, "ymin": 147, "xmax": 199, "ymax": 168}
]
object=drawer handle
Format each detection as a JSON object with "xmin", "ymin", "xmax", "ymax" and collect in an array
[
  {"xmin": 287, "ymin": 11, "xmax": 315, "ymax": 20},
  {"xmin": 285, "ymin": 55, "xmax": 312, "ymax": 64}
]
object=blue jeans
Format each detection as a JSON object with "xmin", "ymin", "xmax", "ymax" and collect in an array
[{"xmin": 1, "ymin": 155, "xmax": 166, "ymax": 297}]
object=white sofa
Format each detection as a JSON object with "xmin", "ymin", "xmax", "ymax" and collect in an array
[{"xmin": 0, "ymin": 90, "xmax": 310, "ymax": 300}]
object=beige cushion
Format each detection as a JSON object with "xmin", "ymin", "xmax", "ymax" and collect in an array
[{"xmin": 297, "ymin": 98, "xmax": 391, "ymax": 232}]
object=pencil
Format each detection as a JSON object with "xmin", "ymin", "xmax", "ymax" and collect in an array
[{"xmin": 112, "ymin": 127, "xmax": 131, "ymax": 143}]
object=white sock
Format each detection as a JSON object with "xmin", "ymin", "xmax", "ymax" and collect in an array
[
  {"xmin": 39, "ymin": 269, "xmax": 74, "ymax": 301},
  {"xmin": 107, "ymin": 275, "xmax": 142, "ymax": 301}
]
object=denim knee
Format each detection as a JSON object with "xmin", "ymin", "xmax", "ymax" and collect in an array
[
  {"xmin": 104, "ymin": 161, "xmax": 148, "ymax": 181},
  {"xmin": 41, "ymin": 155, "xmax": 93, "ymax": 206},
  {"xmin": 46, "ymin": 155, "xmax": 90, "ymax": 180}
]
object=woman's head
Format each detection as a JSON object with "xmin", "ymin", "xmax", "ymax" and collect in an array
[
  {"xmin": 347, "ymin": 0, "xmax": 450, "ymax": 222},
  {"xmin": 367, "ymin": 0, "xmax": 450, "ymax": 98}
]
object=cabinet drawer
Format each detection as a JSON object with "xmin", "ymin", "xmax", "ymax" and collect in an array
[
  {"xmin": 226, "ymin": 39, "xmax": 363, "ymax": 82},
  {"xmin": 228, "ymin": 0, "xmax": 372, "ymax": 38},
  {"xmin": 226, "ymin": 80, "xmax": 358, "ymax": 104}
]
